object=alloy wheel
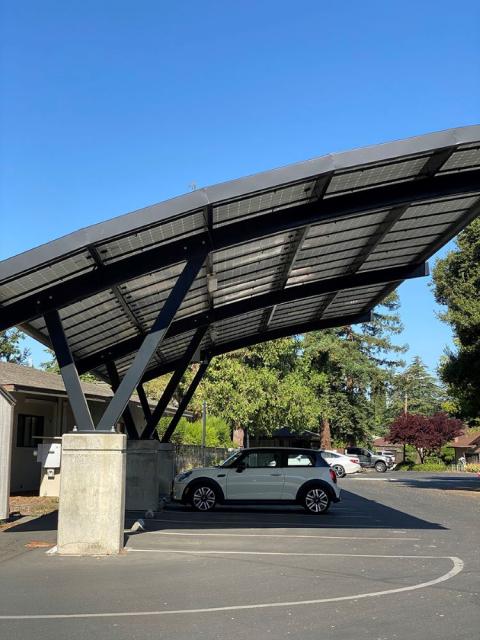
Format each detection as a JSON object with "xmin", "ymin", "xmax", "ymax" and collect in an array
[
  {"xmin": 192, "ymin": 486, "xmax": 216, "ymax": 511},
  {"xmin": 304, "ymin": 488, "xmax": 329, "ymax": 513}
]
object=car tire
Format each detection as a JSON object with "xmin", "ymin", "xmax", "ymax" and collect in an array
[
  {"xmin": 332, "ymin": 464, "xmax": 346, "ymax": 478},
  {"xmin": 189, "ymin": 484, "xmax": 218, "ymax": 511},
  {"xmin": 301, "ymin": 486, "xmax": 331, "ymax": 514},
  {"xmin": 375, "ymin": 461, "xmax": 387, "ymax": 473}
]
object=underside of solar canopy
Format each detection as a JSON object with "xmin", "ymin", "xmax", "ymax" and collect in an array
[{"xmin": 1, "ymin": 125, "xmax": 479, "ymax": 436}]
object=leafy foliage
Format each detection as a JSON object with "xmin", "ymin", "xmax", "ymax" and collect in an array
[
  {"xmin": 0, "ymin": 329, "xmax": 31, "ymax": 364},
  {"xmin": 388, "ymin": 412, "xmax": 463, "ymax": 463},
  {"xmin": 387, "ymin": 356, "xmax": 445, "ymax": 418},
  {"xmin": 155, "ymin": 415, "xmax": 232, "ymax": 447},
  {"xmin": 432, "ymin": 219, "xmax": 480, "ymax": 418}
]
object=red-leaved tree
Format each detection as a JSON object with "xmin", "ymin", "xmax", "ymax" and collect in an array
[{"xmin": 388, "ymin": 412, "xmax": 463, "ymax": 463}]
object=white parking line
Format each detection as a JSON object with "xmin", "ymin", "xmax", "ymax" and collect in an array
[
  {"xmin": 139, "ymin": 516, "xmax": 370, "ymax": 527},
  {"xmin": 148, "ymin": 531, "xmax": 420, "ymax": 541},
  {"xmin": 0, "ymin": 553, "xmax": 462, "ymax": 620}
]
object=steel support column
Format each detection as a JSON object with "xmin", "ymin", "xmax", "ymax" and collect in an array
[
  {"xmin": 141, "ymin": 326, "xmax": 208, "ymax": 439},
  {"xmin": 97, "ymin": 252, "xmax": 206, "ymax": 431},
  {"xmin": 44, "ymin": 310, "xmax": 95, "ymax": 431},
  {"xmin": 162, "ymin": 359, "xmax": 210, "ymax": 443},
  {"xmin": 105, "ymin": 361, "xmax": 139, "ymax": 439},
  {"xmin": 136, "ymin": 384, "xmax": 152, "ymax": 420}
]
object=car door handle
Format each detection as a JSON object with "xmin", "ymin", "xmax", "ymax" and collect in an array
[{"xmin": 270, "ymin": 473, "xmax": 282, "ymax": 476}]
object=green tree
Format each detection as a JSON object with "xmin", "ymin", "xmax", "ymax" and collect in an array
[
  {"xmin": 432, "ymin": 219, "xmax": 480, "ymax": 418},
  {"xmin": 388, "ymin": 356, "xmax": 445, "ymax": 419},
  {"xmin": 0, "ymin": 329, "xmax": 31, "ymax": 364}
]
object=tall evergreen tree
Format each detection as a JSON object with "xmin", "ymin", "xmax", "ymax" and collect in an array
[{"xmin": 388, "ymin": 356, "xmax": 445, "ymax": 418}]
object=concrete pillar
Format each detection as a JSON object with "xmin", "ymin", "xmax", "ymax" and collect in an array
[
  {"xmin": 0, "ymin": 388, "xmax": 16, "ymax": 522},
  {"xmin": 57, "ymin": 432, "xmax": 126, "ymax": 555},
  {"xmin": 157, "ymin": 442, "xmax": 175, "ymax": 497},
  {"xmin": 126, "ymin": 441, "xmax": 175, "ymax": 511}
]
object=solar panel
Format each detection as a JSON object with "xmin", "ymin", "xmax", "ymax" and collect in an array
[{"xmin": 0, "ymin": 126, "xmax": 478, "ymax": 386}]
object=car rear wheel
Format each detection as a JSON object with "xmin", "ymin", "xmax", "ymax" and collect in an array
[
  {"xmin": 332, "ymin": 464, "xmax": 346, "ymax": 478},
  {"xmin": 375, "ymin": 461, "xmax": 387, "ymax": 473},
  {"xmin": 302, "ymin": 487, "xmax": 331, "ymax": 514},
  {"xmin": 190, "ymin": 485, "xmax": 217, "ymax": 511}
]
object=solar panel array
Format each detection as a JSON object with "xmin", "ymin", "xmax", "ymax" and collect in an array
[{"xmin": 1, "ymin": 128, "xmax": 479, "ymax": 386}]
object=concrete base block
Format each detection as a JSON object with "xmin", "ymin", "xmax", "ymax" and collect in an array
[
  {"xmin": 126, "ymin": 441, "xmax": 175, "ymax": 511},
  {"xmin": 57, "ymin": 432, "xmax": 126, "ymax": 555}
]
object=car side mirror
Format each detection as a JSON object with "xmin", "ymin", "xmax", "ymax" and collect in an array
[{"xmin": 236, "ymin": 462, "xmax": 246, "ymax": 473}]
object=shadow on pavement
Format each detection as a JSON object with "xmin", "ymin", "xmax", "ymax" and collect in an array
[
  {"xmin": 389, "ymin": 475, "xmax": 480, "ymax": 492},
  {"xmin": 3, "ymin": 511, "xmax": 58, "ymax": 533},
  {"xmin": 125, "ymin": 488, "xmax": 446, "ymax": 538}
]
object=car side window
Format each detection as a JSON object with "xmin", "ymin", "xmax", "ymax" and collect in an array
[
  {"xmin": 287, "ymin": 453, "xmax": 314, "ymax": 466},
  {"xmin": 243, "ymin": 451, "xmax": 281, "ymax": 468}
]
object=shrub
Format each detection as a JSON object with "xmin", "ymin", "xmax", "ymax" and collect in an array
[
  {"xmin": 465, "ymin": 463, "xmax": 480, "ymax": 473},
  {"xmin": 411, "ymin": 462, "xmax": 448, "ymax": 472},
  {"xmin": 395, "ymin": 461, "xmax": 414, "ymax": 471}
]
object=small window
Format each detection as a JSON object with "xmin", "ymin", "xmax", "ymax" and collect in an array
[
  {"xmin": 17, "ymin": 414, "xmax": 44, "ymax": 448},
  {"xmin": 243, "ymin": 451, "xmax": 282, "ymax": 468},
  {"xmin": 287, "ymin": 453, "xmax": 314, "ymax": 467}
]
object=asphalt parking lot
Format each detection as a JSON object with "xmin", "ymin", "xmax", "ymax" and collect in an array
[{"xmin": 0, "ymin": 472, "xmax": 478, "ymax": 640}]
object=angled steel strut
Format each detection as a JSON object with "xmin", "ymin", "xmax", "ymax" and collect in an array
[
  {"xmin": 162, "ymin": 358, "xmax": 211, "ymax": 443},
  {"xmin": 141, "ymin": 326, "xmax": 208, "ymax": 440},
  {"xmin": 44, "ymin": 309, "xmax": 95, "ymax": 431},
  {"xmin": 96, "ymin": 252, "xmax": 207, "ymax": 431}
]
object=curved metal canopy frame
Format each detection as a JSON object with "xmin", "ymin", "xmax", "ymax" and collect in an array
[{"xmin": 1, "ymin": 125, "xmax": 479, "ymax": 439}]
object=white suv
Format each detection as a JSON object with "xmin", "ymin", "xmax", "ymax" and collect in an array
[{"xmin": 173, "ymin": 447, "xmax": 341, "ymax": 514}]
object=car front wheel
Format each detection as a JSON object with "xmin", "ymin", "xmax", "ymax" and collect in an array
[
  {"xmin": 302, "ymin": 487, "xmax": 331, "ymax": 514},
  {"xmin": 190, "ymin": 485, "xmax": 217, "ymax": 511},
  {"xmin": 332, "ymin": 464, "xmax": 346, "ymax": 478},
  {"xmin": 375, "ymin": 461, "xmax": 387, "ymax": 473}
]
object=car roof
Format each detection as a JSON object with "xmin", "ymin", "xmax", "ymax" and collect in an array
[{"xmin": 242, "ymin": 447, "xmax": 317, "ymax": 455}]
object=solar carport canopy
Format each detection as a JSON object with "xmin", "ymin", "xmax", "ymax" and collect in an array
[{"xmin": 1, "ymin": 126, "xmax": 479, "ymax": 436}]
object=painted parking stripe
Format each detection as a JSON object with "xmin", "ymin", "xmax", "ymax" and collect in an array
[
  {"xmin": 137, "ymin": 516, "xmax": 370, "ymax": 527},
  {"xmin": 148, "ymin": 531, "xmax": 420, "ymax": 541},
  {"xmin": 0, "ymin": 554, "xmax": 463, "ymax": 620}
]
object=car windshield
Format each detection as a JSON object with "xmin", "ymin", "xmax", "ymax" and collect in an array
[{"xmin": 218, "ymin": 450, "xmax": 243, "ymax": 467}]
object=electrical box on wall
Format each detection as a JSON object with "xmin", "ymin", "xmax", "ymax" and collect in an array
[{"xmin": 36, "ymin": 443, "xmax": 62, "ymax": 469}]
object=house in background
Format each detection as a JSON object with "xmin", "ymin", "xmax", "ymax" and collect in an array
[
  {"xmin": 449, "ymin": 431, "xmax": 480, "ymax": 464},
  {"xmin": 0, "ymin": 361, "xmax": 177, "ymax": 496}
]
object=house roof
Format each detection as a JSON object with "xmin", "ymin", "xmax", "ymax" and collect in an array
[
  {"xmin": 0, "ymin": 361, "xmax": 117, "ymax": 399},
  {"xmin": 1, "ymin": 126, "xmax": 479, "ymax": 387},
  {"xmin": 450, "ymin": 432, "xmax": 480, "ymax": 448}
]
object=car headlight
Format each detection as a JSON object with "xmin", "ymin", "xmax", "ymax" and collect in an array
[{"xmin": 175, "ymin": 470, "xmax": 193, "ymax": 483}]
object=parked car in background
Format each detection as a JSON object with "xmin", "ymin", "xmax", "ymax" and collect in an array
[
  {"xmin": 376, "ymin": 450, "xmax": 396, "ymax": 465},
  {"xmin": 173, "ymin": 447, "xmax": 341, "ymax": 514},
  {"xmin": 319, "ymin": 450, "xmax": 362, "ymax": 478},
  {"xmin": 344, "ymin": 447, "xmax": 394, "ymax": 473}
]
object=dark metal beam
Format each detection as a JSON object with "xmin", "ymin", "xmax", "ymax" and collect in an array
[
  {"xmin": 76, "ymin": 261, "xmax": 428, "ymax": 374},
  {"xmin": 141, "ymin": 326, "xmax": 208, "ymax": 440},
  {"xmin": 318, "ymin": 205, "xmax": 409, "ymax": 318},
  {"xmin": 262, "ymin": 225, "xmax": 311, "ymax": 330},
  {"xmin": 86, "ymin": 245, "xmax": 145, "ymax": 335},
  {"xmin": 96, "ymin": 252, "xmax": 206, "ymax": 431},
  {"xmin": 43, "ymin": 310, "xmax": 95, "ymax": 431},
  {"xmin": 141, "ymin": 310, "xmax": 373, "ymax": 383},
  {"xmin": 162, "ymin": 359, "xmax": 210, "ymax": 443},
  {"xmin": 2, "ymin": 167, "xmax": 479, "ymax": 332},
  {"xmin": 105, "ymin": 361, "xmax": 139, "ymax": 439},
  {"xmin": 136, "ymin": 384, "xmax": 152, "ymax": 420}
]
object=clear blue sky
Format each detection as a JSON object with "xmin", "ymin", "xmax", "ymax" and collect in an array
[{"xmin": 1, "ymin": 1, "xmax": 479, "ymax": 373}]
